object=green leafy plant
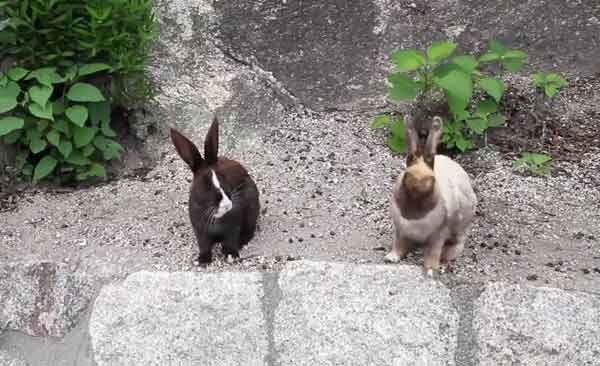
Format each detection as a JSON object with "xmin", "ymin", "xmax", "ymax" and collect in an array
[
  {"xmin": 0, "ymin": 0, "xmax": 157, "ymax": 105},
  {"xmin": 370, "ymin": 114, "xmax": 407, "ymax": 153},
  {"xmin": 514, "ymin": 152, "xmax": 552, "ymax": 176},
  {"xmin": 373, "ymin": 40, "xmax": 527, "ymax": 153},
  {"xmin": 0, "ymin": 65, "xmax": 123, "ymax": 183},
  {"xmin": 533, "ymin": 72, "xmax": 567, "ymax": 98},
  {"xmin": 529, "ymin": 71, "xmax": 567, "ymax": 147}
]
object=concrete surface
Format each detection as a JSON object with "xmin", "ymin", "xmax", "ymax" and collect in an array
[
  {"xmin": 0, "ymin": 261, "xmax": 96, "ymax": 338},
  {"xmin": 274, "ymin": 261, "xmax": 458, "ymax": 366},
  {"xmin": 4, "ymin": 261, "xmax": 599, "ymax": 365},
  {"xmin": 89, "ymin": 271, "xmax": 267, "ymax": 366},
  {"xmin": 474, "ymin": 282, "xmax": 600, "ymax": 366}
]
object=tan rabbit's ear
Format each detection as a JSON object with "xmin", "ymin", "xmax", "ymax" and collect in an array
[
  {"xmin": 171, "ymin": 128, "xmax": 204, "ymax": 172},
  {"xmin": 404, "ymin": 114, "xmax": 419, "ymax": 155},
  {"xmin": 425, "ymin": 116, "xmax": 443, "ymax": 157},
  {"xmin": 204, "ymin": 116, "xmax": 219, "ymax": 165}
]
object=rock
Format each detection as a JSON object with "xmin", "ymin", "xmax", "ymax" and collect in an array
[
  {"xmin": 474, "ymin": 282, "xmax": 600, "ymax": 365},
  {"xmin": 214, "ymin": 0, "xmax": 599, "ymax": 111},
  {"xmin": 274, "ymin": 261, "xmax": 458, "ymax": 365},
  {"xmin": 0, "ymin": 351, "xmax": 28, "ymax": 366},
  {"xmin": 89, "ymin": 271, "xmax": 267, "ymax": 366},
  {"xmin": 0, "ymin": 261, "xmax": 96, "ymax": 338},
  {"xmin": 148, "ymin": 0, "xmax": 286, "ymax": 144}
]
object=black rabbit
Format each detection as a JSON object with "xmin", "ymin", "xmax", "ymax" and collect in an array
[{"xmin": 171, "ymin": 117, "xmax": 260, "ymax": 265}]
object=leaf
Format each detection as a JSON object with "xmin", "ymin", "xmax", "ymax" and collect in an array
[
  {"xmin": 52, "ymin": 119, "xmax": 70, "ymax": 135},
  {"xmin": 29, "ymin": 102, "xmax": 54, "ymax": 121},
  {"xmin": 479, "ymin": 52, "xmax": 500, "ymax": 62},
  {"xmin": 57, "ymin": 140, "xmax": 73, "ymax": 158},
  {"xmin": 46, "ymin": 129, "xmax": 60, "ymax": 146},
  {"xmin": 33, "ymin": 156, "xmax": 58, "ymax": 182},
  {"xmin": 466, "ymin": 118, "xmax": 488, "ymax": 134},
  {"xmin": 28, "ymin": 85, "xmax": 53, "ymax": 107},
  {"xmin": 544, "ymin": 84, "xmax": 559, "ymax": 97},
  {"xmin": 476, "ymin": 98, "xmax": 497, "ymax": 116},
  {"xmin": 29, "ymin": 133, "xmax": 48, "ymax": 154},
  {"xmin": 53, "ymin": 100, "xmax": 65, "ymax": 115},
  {"xmin": 37, "ymin": 120, "xmax": 49, "ymax": 133},
  {"xmin": 479, "ymin": 77, "xmax": 505, "ymax": 102},
  {"xmin": 25, "ymin": 67, "xmax": 63, "ymax": 86},
  {"xmin": 88, "ymin": 101, "xmax": 115, "ymax": 138},
  {"xmin": 488, "ymin": 113, "xmax": 506, "ymax": 127},
  {"xmin": 502, "ymin": 58, "xmax": 525, "ymax": 72},
  {"xmin": 427, "ymin": 41, "xmax": 457, "ymax": 64},
  {"xmin": 489, "ymin": 40, "xmax": 508, "ymax": 56},
  {"xmin": 82, "ymin": 144, "xmax": 95, "ymax": 157},
  {"xmin": 78, "ymin": 63, "xmax": 111, "ymax": 77},
  {"xmin": 530, "ymin": 153, "xmax": 552, "ymax": 165},
  {"xmin": 434, "ymin": 64, "xmax": 472, "ymax": 113},
  {"xmin": 93, "ymin": 135, "xmax": 124, "ymax": 160},
  {"xmin": 88, "ymin": 163, "xmax": 107, "ymax": 178},
  {"xmin": 532, "ymin": 72, "xmax": 546, "ymax": 88},
  {"xmin": 391, "ymin": 50, "xmax": 426, "ymax": 72},
  {"xmin": 3, "ymin": 129, "xmax": 22, "ymax": 144},
  {"xmin": 66, "ymin": 105, "xmax": 89, "ymax": 127},
  {"xmin": 66, "ymin": 83, "xmax": 105, "ymax": 102},
  {"xmin": 7, "ymin": 67, "xmax": 29, "ymax": 81},
  {"xmin": 390, "ymin": 118, "xmax": 406, "ymax": 137},
  {"xmin": 0, "ymin": 81, "xmax": 21, "ymax": 113},
  {"xmin": 386, "ymin": 135, "xmax": 407, "ymax": 154},
  {"xmin": 455, "ymin": 136, "xmax": 473, "ymax": 152},
  {"xmin": 546, "ymin": 73, "xmax": 567, "ymax": 87},
  {"xmin": 504, "ymin": 50, "xmax": 528, "ymax": 60},
  {"xmin": 451, "ymin": 55, "xmax": 479, "ymax": 73},
  {"xmin": 73, "ymin": 126, "xmax": 97, "ymax": 148},
  {"xmin": 66, "ymin": 151, "xmax": 92, "ymax": 166},
  {"xmin": 388, "ymin": 73, "xmax": 421, "ymax": 101},
  {"xmin": 371, "ymin": 115, "xmax": 391, "ymax": 129},
  {"xmin": 0, "ymin": 116, "xmax": 24, "ymax": 136}
]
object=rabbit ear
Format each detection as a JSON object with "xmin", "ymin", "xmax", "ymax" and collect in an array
[
  {"xmin": 171, "ymin": 128, "xmax": 205, "ymax": 172},
  {"xmin": 425, "ymin": 116, "xmax": 443, "ymax": 156},
  {"xmin": 404, "ymin": 114, "xmax": 419, "ymax": 155},
  {"xmin": 204, "ymin": 116, "xmax": 219, "ymax": 165}
]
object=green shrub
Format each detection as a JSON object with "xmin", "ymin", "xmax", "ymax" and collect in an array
[
  {"xmin": 0, "ymin": 64, "xmax": 123, "ymax": 183},
  {"xmin": 0, "ymin": 0, "xmax": 157, "ymax": 105},
  {"xmin": 0, "ymin": 0, "xmax": 157, "ymax": 183},
  {"xmin": 372, "ymin": 40, "xmax": 528, "ymax": 153}
]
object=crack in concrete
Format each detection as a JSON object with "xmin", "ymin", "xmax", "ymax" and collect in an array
[
  {"xmin": 260, "ymin": 271, "xmax": 283, "ymax": 366},
  {"xmin": 448, "ymin": 282, "xmax": 485, "ymax": 366}
]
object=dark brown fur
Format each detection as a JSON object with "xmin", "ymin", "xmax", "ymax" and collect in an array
[
  {"xmin": 394, "ymin": 182, "xmax": 439, "ymax": 220},
  {"xmin": 171, "ymin": 117, "xmax": 260, "ymax": 264}
]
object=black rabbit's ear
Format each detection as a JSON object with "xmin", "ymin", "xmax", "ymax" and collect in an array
[
  {"xmin": 171, "ymin": 128, "xmax": 204, "ymax": 172},
  {"xmin": 204, "ymin": 116, "xmax": 219, "ymax": 165}
]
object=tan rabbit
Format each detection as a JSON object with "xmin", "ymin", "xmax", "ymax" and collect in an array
[{"xmin": 385, "ymin": 115, "xmax": 477, "ymax": 276}]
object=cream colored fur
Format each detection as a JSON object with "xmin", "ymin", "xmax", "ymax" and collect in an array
[{"xmin": 387, "ymin": 155, "xmax": 477, "ymax": 275}]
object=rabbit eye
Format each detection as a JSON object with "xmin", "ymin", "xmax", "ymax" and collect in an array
[{"xmin": 215, "ymin": 191, "xmax": 223, "ymax": 202}]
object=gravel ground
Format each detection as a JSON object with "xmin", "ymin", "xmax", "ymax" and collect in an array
[{"xmin": 1, "ymin": 110, "xmax": 599, "ymax": 292}]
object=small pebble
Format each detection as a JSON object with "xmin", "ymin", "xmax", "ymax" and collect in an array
[
  {"xmin": 330, "ymin": 231, "xmax": 336, "ymax": 236},
  {"xmin": 526, "ymin": 274, "xmax": 538, "ymax": 281},
  {"xmin": 288, "ymin": 238, "xmax": 294, "ymax": 243},
  {"xmin": 582, "ymin": 268, "xmax": 590, "ymax": 274},
  {"xmin": 514, "ymin": 250, "xmax": 521, "ymax": 255}
]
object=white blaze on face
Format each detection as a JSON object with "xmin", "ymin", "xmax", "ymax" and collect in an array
[{"xmin": 211, "ymin": 170, "xmax": 233, "ymax": 218}]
